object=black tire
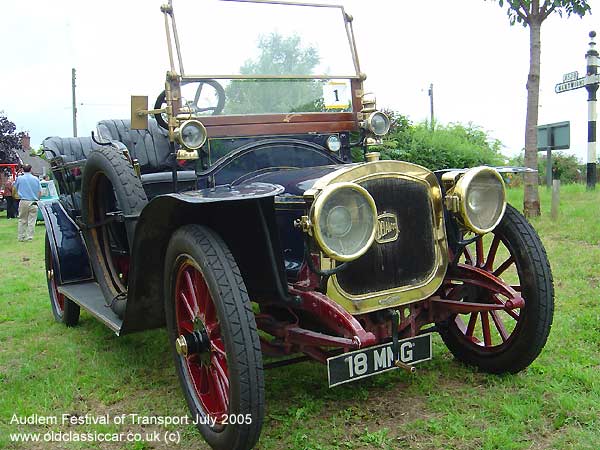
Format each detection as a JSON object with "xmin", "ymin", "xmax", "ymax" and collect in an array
[
  {"xmin": 45, "ymin": 234, "xmax": 80, "ymax": 326},
  {"xmin": 438, "ymin": 204, "xmax": 554, "ymax": 373},
  {"xmin": 164, "ymin": 225, "xmax": 264, "ymax": 450},
  {"xmin": 81, "ymin": 147, "xmax": 147, "ymax": 316}
]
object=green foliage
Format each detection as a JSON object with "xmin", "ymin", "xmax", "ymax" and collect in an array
[
  {"xmin": 240, "ymin": 33, "xmax": 319, "ymax": 76},
  {"xmin": 493, "ymin": 0, "xmax": 591, "ymax": 26},
  {"xmin": 509, "ymin": 151, "xmax": 583, "ymax": 184},
  {"xmin": 224, "ymin": 33, "xmax": 323, "ymax": 114},
  {"xmin": 0, "ymin": 112, "xmax": 26, "ymax": 165},
  {"xmin": 357, "ymin": 113, "xmax": 505, "ymax": 170}
]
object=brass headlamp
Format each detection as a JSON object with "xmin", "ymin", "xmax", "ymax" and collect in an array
[
  {"xmin": 443, "ymin": 167, "xmax": 507, "ymax": 234},
  {"xmin": 174, "ymin": 119, "xmax": 207, "ymax": 159},
  {"xmin": 298, "ymin": 182, "xmax": 377, "ymax": 262}
]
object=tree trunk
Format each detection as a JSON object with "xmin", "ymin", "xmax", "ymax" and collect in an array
[{"xmin": 523, "ymin": 15, "xmax": 542, "ymax": 217}]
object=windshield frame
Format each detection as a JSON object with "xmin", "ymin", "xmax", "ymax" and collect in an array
[{"xmin": 164, "ymin": 0, "xmax": 363, "ymax": 81}]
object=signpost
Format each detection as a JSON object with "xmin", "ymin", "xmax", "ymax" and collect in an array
[
  {"xmin": 554, "ymin": 31, "xmax": 599, "ymax": 190},
  {"xmin": 537, "ymin": 121, "xmax": 570, "ymax": 188},
  {"xmin": 555, "ymin": 77, "xmax": 585, "ymax": 93}
]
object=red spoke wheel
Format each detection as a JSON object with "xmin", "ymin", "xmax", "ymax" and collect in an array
[
  {"xmin": 438, "ymin": 204, "xmax": 554, "ymax": 373},
  {"xmin": 164, "ymin": 225, "xmax": 264, "ymax": 450},
  {"xmin": 45, "ymin": 234, "xmax": 80, "ymax": 326}
]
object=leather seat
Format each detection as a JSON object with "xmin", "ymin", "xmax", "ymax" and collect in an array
[
  {"xmin": 42, "ymin": 136, "xmax": 100, "ymax": 162},
  {"xmin": 42, "ymin": 120, "xmax": 198, "ymax": 201},
  {"xmin": 96, "ymin": 118, "xmax": 175, "ymax": 174},
  {"xmin": 43, "ymin": 118, "xmax": 195, "ymax": 175}
]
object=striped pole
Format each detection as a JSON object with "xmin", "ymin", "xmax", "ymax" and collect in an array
[{"xmin": 586, "ymin": 31, "xmax": 599, "ymax": 190}]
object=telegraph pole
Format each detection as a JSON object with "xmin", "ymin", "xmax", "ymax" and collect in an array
[
  {"xmin": 428, "ymin": 83, "xmax": 434, "ymax": 130},
  {"xmin": 72, "ymin": 68, "xmax": 78, "ymax": 137},
  {"xmin": 585, "ymin": 31, "xmax": 598, "ymax": 190}
]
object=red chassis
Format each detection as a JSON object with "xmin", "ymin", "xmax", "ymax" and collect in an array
[{"xmin": 255, "ymin": 250, "xmax": 524, "ymax": 366}]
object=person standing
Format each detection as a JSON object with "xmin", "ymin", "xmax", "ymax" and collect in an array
[
  {"xmin": 4, "ymin": 177, "xmax": 16, "ymax": 219},
  {"xmin": 14, "ymin": 165, "xmax": 41, "ymax": 242}
]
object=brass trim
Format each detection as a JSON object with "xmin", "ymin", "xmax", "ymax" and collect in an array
[
  {"xmin": 310, "ymin": 182, "xmax": 377, "ymax": 262},
  {"xmin": 166, "ymin": 0, "xmax": 362, "ymax": 79},
  {"xmin": 162, "ymin": 2, "xmax": 176, "ymax": 72},
  {"xmin": 361, "ymin": 111, "xmax": 390, "ymax": 136},
  {"xmin": 130, "ymin": 95, "xmax": 149, "ymax": 130},
  {"xmin": 365, "ymin": 152, "xmax": 380, "ymax": 162},
  {"xmin": 305, "ymin": 161, "xmax": 448, "ymax": 314},
  {"xmin": 174, "ymin": 119, "xmax": 207, "ymax": 151},
  {"xmin": 181, "ymin": 74, "xmax": 360, "ymax": 80},
  {"xmin": 375, "ymin": 213, "xmax": 399, "ymax": 244},
  {"xmin": 294, "ymin": 215, "xmax": 312, "ymax": 233},
  {"xmin": 175, "ymin": 335, "xmax": 188, "ymax": 357},
  {"xmin": 446, "ymin": 166, "xmax": 507, "ymax": 235}
]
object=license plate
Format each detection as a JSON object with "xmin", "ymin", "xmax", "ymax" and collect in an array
[{"xmin": 327, "ymin": 334, "xmax": 432, "ymax": 388}]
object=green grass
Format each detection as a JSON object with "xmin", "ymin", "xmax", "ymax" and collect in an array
[{"xmin": 1, "ymin": 184, "xmax": 600, "ymax": 449}]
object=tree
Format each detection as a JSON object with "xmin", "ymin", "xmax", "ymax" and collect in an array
[
  {"xmin": 356, "ymin": 111, "xmax": 506, "ymax": 170},
  {"xmin": 224, "ymin": 33, "xmax": 323, "ymax": 114},
  {"xmin": 490, "ymin": 0, "xmax": 590, "ymax": 217},
  {"xmin": 0, "ymin": 112, "xmax": 26, "ymax": 165}
]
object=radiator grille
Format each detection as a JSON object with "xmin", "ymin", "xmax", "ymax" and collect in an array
[{"xmin": 335, "ymin": 177, "xmax": 436, "ymax": 296}]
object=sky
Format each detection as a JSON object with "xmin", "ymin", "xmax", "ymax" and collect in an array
[{"xmin": 1, "ymin": 0, "xmax": 597, "ymax": 162}]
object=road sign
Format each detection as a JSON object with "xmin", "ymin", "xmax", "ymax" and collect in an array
[
  {"xmin": 537, "ymin": 121, "xmax": 570, "ymax": 150},
  {"xmin": 538, "ymin": 121, "xmax": 570, "ymax": 188},
  {"xmin": 563, "ymin": 71, "xmax": 579, "ymax": 82},
  {"xmin": 555, "ymin": 74, "xmax": 600, "ymax": 93},
  {"xmin": 555, "ymin": 78, "xmax": 585, "ymax": 93}
]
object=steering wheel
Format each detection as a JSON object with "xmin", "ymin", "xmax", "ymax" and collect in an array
[{"xmin": 154, "ymin": 80, "xmax": 226, "ymax": 130}]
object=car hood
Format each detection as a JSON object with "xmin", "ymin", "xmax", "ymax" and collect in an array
[{"xmin": 239, "ymin": 164, "xmax": 355, "ymax": 197}]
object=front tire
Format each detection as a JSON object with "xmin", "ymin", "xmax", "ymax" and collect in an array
[
  {"xmin": 438, "ymin": 204, "xmax": 554, "ymax": 373},
  {"xmin": 164, "ymin": 225, "xmax": 264, "ymax": 450}
]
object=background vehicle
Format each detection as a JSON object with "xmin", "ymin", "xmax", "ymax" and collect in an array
[
  {"xmin": 36, "ymin": 179, "xmax": 59, "ymax": 221},
  {"xmin": 40, "ymin": 1, "xmax": 554, "ymax": 449}
]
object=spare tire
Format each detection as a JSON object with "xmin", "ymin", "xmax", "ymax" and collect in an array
[{"xmin": 81, "ymin": 147, "xmax": 148, "ymax": 317}]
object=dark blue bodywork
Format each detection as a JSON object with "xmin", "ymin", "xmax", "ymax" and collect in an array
[
  {"xmin": 43, "ymin": 126, "xmax": 355, "ymax": 333},
  {"xmin": 40, "ymin": 201, "xmax": 93, "ymax": 284}
]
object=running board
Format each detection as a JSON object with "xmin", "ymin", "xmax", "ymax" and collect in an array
[{"xmin": 58, "ymin": 282, "xmax": 123, "ymax": 334}]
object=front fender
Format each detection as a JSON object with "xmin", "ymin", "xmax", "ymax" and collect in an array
[
  {"xmin": 121, "ymin": 182, "xmax": 287, "ymax": 334},
  {"xmin": 40, "ymin": 201, "xmax": 93, "ymax": 284}
]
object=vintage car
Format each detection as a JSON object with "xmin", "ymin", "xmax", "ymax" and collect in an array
[
  {"xmin": 36, "ymin": 179, "xmax": 59, "ymax": 221},
  {"xmin": 40, "ymin": 1, "xmax": 554, "ymax": 449}
]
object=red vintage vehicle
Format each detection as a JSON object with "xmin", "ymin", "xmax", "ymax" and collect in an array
[{"xmin": 41, "ymin": 1, "xmax": 553, "ymax": 449}]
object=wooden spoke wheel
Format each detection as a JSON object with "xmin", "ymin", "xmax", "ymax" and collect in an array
[
  {"xmin": 438, "ymin": 204, "xmax": 554, "ymax": 373},
  {"xmin": 175, "ymin": 259, "xmax": 230, "ymax": 424},
  {"xmin": 164, "ymin": 225, "xmax": 264, "ymax": 450}
]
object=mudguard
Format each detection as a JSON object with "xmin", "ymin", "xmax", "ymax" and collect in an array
[
  {"xmin": 40, "ymin": 201, "xmax": 93, "ymax": 284},
  {"xmin": 121, "ymin": 182, "xmax": 286, "ymax": 334}
]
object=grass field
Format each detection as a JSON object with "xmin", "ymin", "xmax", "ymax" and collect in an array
[{"xmin": 1, "ymin": 184, "xmax": 599, "ymax": 450}]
